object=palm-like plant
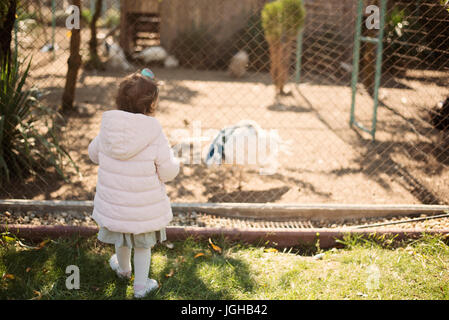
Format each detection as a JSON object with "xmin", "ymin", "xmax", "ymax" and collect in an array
[
  {"xmin": 0, "ymin": 52, "xmax": 77, "ymax": 185},
  {"xmin": 262, "ymin": 0, "xmax": 305, "ymax": 95}
]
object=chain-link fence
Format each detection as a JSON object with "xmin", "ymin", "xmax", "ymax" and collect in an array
[{"xmin": 1, "ymin": 0, "xmax": 448, "ymax": 205}]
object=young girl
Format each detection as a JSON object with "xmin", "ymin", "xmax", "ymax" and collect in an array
[{"xmin": 88, "ymin": 69, "xmax": 179, "ymax": 298}]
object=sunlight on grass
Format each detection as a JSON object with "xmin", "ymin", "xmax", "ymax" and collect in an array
[{"xmin": 0, "ymin": 234, "xmax": 448, "ymax": 299}]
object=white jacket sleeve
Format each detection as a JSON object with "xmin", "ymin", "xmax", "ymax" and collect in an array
[
  {"xmin": 88, "ymin": 135, "xmax": 100, "ymax": 165},
  {"xmin": 155, "ymin": 131, "xmax": 180, "ymax": 183}
]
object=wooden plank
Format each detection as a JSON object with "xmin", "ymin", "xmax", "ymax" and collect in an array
[
  {"xmin": 126, "ymin": 0, "xmax": 160, "ymax": 13},
  {"xmin": 0, "ymin": 200, "xmax": 448, "ymax": 221}
]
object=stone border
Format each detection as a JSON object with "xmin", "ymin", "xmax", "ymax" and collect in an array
[{"xmin": 0, "ymin": 199, "xmax": 448, "ymax": 221}]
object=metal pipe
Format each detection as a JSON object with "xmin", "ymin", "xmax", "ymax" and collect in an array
[
  {"xmin": 351, "ymin": 212, "xmax": 449, "ymax": 229},
  {"xmin": 1, "ymin": 224, "xmax": 448, "ymax": 249},
  {"xmin": 350, "ymin": 0, "xmax": 364, "ymax": 127}
]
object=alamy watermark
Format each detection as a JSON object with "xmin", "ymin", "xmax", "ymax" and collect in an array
[
  {"xmin": 65, "ymin": 5, "xmax": 80, "ymax": 30},
  {"xmin": 365, "ymin": 5, "xmax": 380, "ymax": 30},
  {"xmin": 65, "ymin": 265, "xmax": 80, "ymax": 290},
  {"xmin": 365, "ymin": 264, "xmax": 380, "ymax": 290}
]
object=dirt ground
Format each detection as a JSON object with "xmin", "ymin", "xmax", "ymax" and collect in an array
[{"xmin": 6, "ymin": 27, "xmax": 449, "ymax": 205}]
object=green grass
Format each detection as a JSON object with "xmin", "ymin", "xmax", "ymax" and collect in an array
[{"xmin": 1, "ymin": 233, "xmax": 449, "ymax": 300}]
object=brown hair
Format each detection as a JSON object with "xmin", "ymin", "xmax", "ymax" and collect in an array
[{"xmin": 115, "ymin": 72, "xmax": 159, "ymax": 115}]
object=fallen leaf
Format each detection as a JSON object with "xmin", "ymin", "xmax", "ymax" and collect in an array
[
  {"xmin": 264, "ymin": 248, "xmax": 278, "ymax": 253},
  {"xmin": 194, "ymin": 253, "xmax": 205, "ymax": 259},
  {"xmin": 165, "ymin": 269, "xmax": 175, "ymax": 278},
  {"xmin": 2, "ymin": 236, "xmax": 15, "ymax": 243},
  {"xmin": 313, "ymin": 253, "xmax": 325, "ymax": 260},
  {"xmin": 37, "ymin": 239, "xmax": 50, "ymax": 249},
  {"xmin": 32, "ymin": 290, "xmax": 42, "ymax": 300},
  {"xmin": 26, "ymin": 267, "xmax": 31, "ymax": 273},
  {"xmin": 208, "ymin": 238, "xmax": 222, "ymax": 253},
  {"xmin": 2, "ymin": 273, "xmax": 15, "ymax": 280},
  {"xmin": 17, "ymin": 240, "xmax": 38, "ymax": 250},
  {"xmin": 165, "ymin": 242, "xmax": 174, "ymax": 249}
]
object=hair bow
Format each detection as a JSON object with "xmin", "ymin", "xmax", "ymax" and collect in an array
[{"xmin": 141, "ymin": 68, "xmax": 155, "ymax": 80}]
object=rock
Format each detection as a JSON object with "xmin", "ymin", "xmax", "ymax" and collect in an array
[
  {"xmin": 133, "ymin": 46, "xmax": 168, "ymax": 63},
  {"xmin": 313, "ymin": 253, "xmax": 325, "ymax": 260},
  {"xmin": 164, "ymin": 55, "xmax": 179, "ymax": 68},
  {"xmin": 228, "ymin": 50, "xmax": 249, "ymax": 78}
]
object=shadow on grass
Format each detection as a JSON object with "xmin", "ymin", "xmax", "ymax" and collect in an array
[
  {"xmin": 151, "ymin": 237, "xmax": 256, "ymax": 300},
  {"xmin": 0, "ymin": 237, "xmax": 128, "ymax": 299},
  {"xmin": 0, "ymin": 236, "xmax": 256, "ymax": 300}
]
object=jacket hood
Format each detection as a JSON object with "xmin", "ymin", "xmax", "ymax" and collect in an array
[{"xmin": 99, "ymin": 110, "xmax": 162, "ymax": 160}]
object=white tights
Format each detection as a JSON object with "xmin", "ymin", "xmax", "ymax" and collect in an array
[{"xmin": 115, "ymin": 244, "xmax": 152, "ymax": 288}]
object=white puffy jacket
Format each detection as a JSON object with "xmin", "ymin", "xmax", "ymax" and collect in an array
[{"xmin": 88, "ymin": 110, "xmax": 179, "ymax": 234}]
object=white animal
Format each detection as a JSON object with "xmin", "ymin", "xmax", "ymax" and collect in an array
[
  {"xmin": 105, "ymin": 42, "xmax": 133, "ymax": 71},
  {"xmin": 204, "ymin": 120, "xmax": 291, "ymax": 189},
  {"xmin": 228, "ymin": 50, "xmax": 249, "ymax": 78},
  {"xmin": 133, "ymin": 46, "xmax": 168, "ymax": 63},
  {"xmin": 164, "ymin": 55, "xmax": 179, "ymax": 68},
  {"xmin": 340, "ymin": 61, "xmax": 353, "ymax": 73}
]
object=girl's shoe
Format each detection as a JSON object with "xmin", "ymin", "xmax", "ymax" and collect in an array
[
  {"xmin": 109, "ymin": 254, "xmax": 132, "ymax": 279},
  {"xmin": 134, "ymin": 278, "xmax": 159, "ymax": 298}
]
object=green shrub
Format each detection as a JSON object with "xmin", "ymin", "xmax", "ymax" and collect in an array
[
  {"xmin": 261, "ymin": 0, "xmax": 305, "ymax": 94},
  {"xmin": 101, "ymin": 8, "xmax": 120, "ymax": 29},
  {"xmin": 0, "ymin": 52, "xmax": 77, "ymax": 184},
  {"xmin": 81, "ymin": 8, "xmax": 93, "ymax": 25},
  {"xmin": 261, "ymin": 0, "xmax": 305, "ymax": 42}
]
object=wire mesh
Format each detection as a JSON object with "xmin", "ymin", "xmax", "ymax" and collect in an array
[{"xmin": 1, "ymin": 0, "xmax": 448, "ymax": 206}]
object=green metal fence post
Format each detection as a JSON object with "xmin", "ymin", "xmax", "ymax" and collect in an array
[
  {"xmin": 350, "ymin": 0, "xmax": 387, "ymax": 140},
  {"xmin": 371, "ymin": 0, "xmax": 387, "ymax": 140},
  {"xmin": 350, "ymin": 0, "xmax": 364, "ymax": 127},
  {"xmin": 51, "ymin": 0, "xmax": 56, "ymax": 61},
  {"xmin": 295, "ymin": 31, "xmax": 304, "ymax": 84}
]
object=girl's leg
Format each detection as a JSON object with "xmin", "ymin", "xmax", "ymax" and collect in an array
[
  {"xmin": 115, "ymin": 244, "xmax": 132, "ymax": 273},
  {"xmin": 133, "ymin": 247, "xmax": 152, "ymax": 289}
]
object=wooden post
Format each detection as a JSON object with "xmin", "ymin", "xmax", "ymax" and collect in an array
[
  {"xmin": 119, "ymin": 0, "xmax": 131, "ymax": 56},
  {"xmin": 0, "ymin": 0, "xmax": 17, "ymax": 66},
  {"xmin": 85, "ymin": 0, "xmax": 105, "ymax": 70},
  {"xmin": 62, "ymin": 0, "xmax": 82, "ymax": 112}
]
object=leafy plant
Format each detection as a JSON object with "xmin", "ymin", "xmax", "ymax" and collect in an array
[
  {"xmin": 101, "ymin": 8, "xmax": 120, "ymax": 29},
  {"xmin": 262, "ymin": 0, "xmax": 305, "ymax": 42},
  {"xmin": 261, "ymin": 0, "xmax": 305, "ymax": 95},
  {"xmin": 0, "ymin": 51, "xmax": 77, "ymax": 184},
  {"xmin": 441, "ymin": 0, "xmax": 449, "ymax": 12},
  {"xmin": 81, "ymin": 8, "xmax": 93, "ymax": 25},
  {"xmin": 386, "ymin": 7, "xmax": 408, "ymax": 39}
]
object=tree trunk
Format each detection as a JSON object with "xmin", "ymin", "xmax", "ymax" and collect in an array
[
  {"xmin": 85, "ymin": 0, "xmax": 105, "ymax": 70},
  {"xmin": 268, "ymin": 39, "xmax": 283, "ymax": 95},
  {"xmin": 0, "ymin": 0, "xmax": 17, "ymax": 66},
  {"xmin": 278, "ymin": 40, "xmax": 291, "ymax": 95},
  {"xmin": 62, "ymin": 0, "xmax": 82, "ymax": 112},
  {"xmin": 268, "ymin": 38, "xmax": 291, "ymax": 95}
]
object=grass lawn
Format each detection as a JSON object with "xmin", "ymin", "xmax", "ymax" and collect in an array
[{"xmin": 0, "ymin": 233, "xmax": 449, "ymax": 300}]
